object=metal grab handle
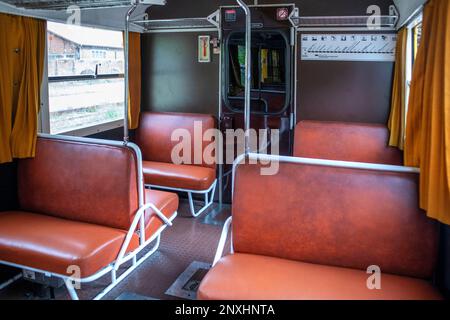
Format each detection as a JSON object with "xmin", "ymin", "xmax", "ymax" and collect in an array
[
  {"xmin": 236, "ymin": 0, "xmax": 252, "ymax": 155},
  {"xmin": 124, "ymin": 3, "xmax": 138, "ymax": 144}
]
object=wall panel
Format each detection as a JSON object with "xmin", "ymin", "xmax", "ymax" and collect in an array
[{"xmin": 141, "ymin": 32, "xmax": 220, "ymax": 115}]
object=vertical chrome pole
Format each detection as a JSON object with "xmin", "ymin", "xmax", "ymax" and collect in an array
[
  {"xmin": 124, "ymin": 3, "xmax": 138, "ymax": 144},
  {"xmin": 218, "ymin": 26, "xmax": 223, "ymax": 206},
  {"xmin": 236, "ymin": 0, "xmax": 252, "ymax": 155}
]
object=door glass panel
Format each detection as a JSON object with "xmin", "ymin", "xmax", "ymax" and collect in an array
[{"xmin": 226, "ymin": 31, "xmax": 288, "ymax": 114}]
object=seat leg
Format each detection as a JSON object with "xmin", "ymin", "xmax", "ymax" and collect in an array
[
  {"xmin": 188, "ymin": 192, "xmax": 200, "ymax": 217},
  {"xmin": 0, "ymin": 273, "xmax": 22, "ymax": 291},
  {"xmin": 93, "ymin": 235, "xmax": 162, "ymax": 300},
  {"xmin": 187, "ymin": 181, "xmax": 217, "ymax": 218},
  {"xmin": 65, "ymin": 280, "xmax": 80, "ymax": 300}
]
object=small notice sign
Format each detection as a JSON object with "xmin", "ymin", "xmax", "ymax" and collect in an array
[{"xmin": 198, "ymin": 35, "xmax": 211, "ymax": 63}]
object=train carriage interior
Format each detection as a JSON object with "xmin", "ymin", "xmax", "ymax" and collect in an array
[{"xmin": 0, "ymin": 0, "xmax": 450, "ymax": 305}]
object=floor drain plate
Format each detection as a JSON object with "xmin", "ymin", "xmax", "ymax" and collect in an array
[{"xmin": 165, "ymin": 261, "xmax": 211, "ymax": 300}]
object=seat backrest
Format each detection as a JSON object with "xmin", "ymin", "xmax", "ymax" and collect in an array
[
  {"xmin": 17, "ymin": 137, "xmax": 140, "ymax": 230},
  {"xmin": 232, "ymin": 161, "xmax": 439, "ymax": 279},
  {"xmin": 294, "ymin": 121, "xmax": 403, "ymax": 165},
  {"xmin": 135, "ymin": 112, "xmax": 216, "ymax": 169}
]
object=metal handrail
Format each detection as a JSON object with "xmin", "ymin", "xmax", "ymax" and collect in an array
[
  {"xmin": 236, "ymin": 0, "xmax": 251, "ymax": 156},
  {"xmin": 1, "ymin": 0, "xmax": 166, "ymax": 11},
  {"xmin": 231, "ymin": 153, "xmax": 421, "ymax": 198},
  {"xmin": 123, "ymin": 3, "xmax": 138, "ymax": 144}
]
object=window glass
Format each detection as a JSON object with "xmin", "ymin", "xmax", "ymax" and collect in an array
[
  {"xmin": 47, "ymin": 22, "xmax": 124, "ymax": 134},
  {"xmin": 261, "ymin": 48, "xmax": 283, "ymax": 85},
  {"xmin": 412, "ymin": 22, "xmax": 422, "ymax": 65},
  {"xmin": 226, "ymin": 31, "xmax": 288, "ymax": 115}
]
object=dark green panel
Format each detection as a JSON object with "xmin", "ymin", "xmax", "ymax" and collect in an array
[{"xmin": 141, "ymin": 32, "xmax": 220, "ymax": 115}]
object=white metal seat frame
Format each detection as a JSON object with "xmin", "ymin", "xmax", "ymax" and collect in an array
[{"xmin": 147, "ymin": 178, "xmax": 217, "ymax": 218}]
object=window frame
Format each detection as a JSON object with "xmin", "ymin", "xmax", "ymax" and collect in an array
[
  {"xmin": 223, "ymin": 29, "xmax": 292, "ymax": 117},
  {"xmin": 39, "ymin": 24, "xmax": 125, "ymax": 137},
  {"xmin": 404, "ymin": 13, "xmax": 423, "ymax": 108}
]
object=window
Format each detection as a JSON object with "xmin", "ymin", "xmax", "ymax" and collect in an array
[
  {"xmin": 412, "ymin": 22, "xmax": 422, "ymax": 65},
  {"xmin": 44, "ymin": 22, "xmax": 124, "ymax": 135},
  {"xmin": 404, "ymin": 13, "xmax": 423, "ymax": 109},
  {"xmin": 226, "ymin": 31, "xmax": 289, "ymax": 115}
]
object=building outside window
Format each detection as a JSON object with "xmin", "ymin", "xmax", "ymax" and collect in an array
[{"xmin": 46, "ymin": 22, "xmax": 124, "ymax": 135}]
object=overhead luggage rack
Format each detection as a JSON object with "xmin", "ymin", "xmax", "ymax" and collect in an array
[
  {"xmin": 132, "ymin": 10, "xmax": 220, "ymax": 32},
  {"xmin": 293, "ymin": 5, "xmax": 399, "ymax": 30},
  {"xmin": 296, "ymin": 15, "xmax": 398, "ymax": 28},
  {"xmin": 132, "ymin": 18, "xmax": 214, "ymax": 31},
  {"xmin": 0, "ymin": 0, "xmax": 165, "ymax": 10}
]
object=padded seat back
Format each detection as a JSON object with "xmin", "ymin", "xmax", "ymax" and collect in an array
[
  {"xmin": 294, "ymin": 121, "xmax": 403, "ymax": 165},
  {"xmin": 18, "ymin": 137, "xmax": 140, "ymax": 230},
  {"xmin": 135, "ymin": 112, "xmax": 216, "ymax": 169},
  {"xmin": 232, "ymin": 161, "xmax": 439, "ymax": 279}
]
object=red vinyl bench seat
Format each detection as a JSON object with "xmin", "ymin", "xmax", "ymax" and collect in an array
[
  {"xmin": 294, "ymin": 120, "xmax": 403, "ymax": 165},
  {"xmin": 0, "ymin": 136, "xmax": 178, "ymax": 299},
  {"xmin": 198, "ymin": 158, "xmax": 442, "ymax": 300},
  {"xmin": 136, "ymin": 112, "xmax": 217, "ymax": 216}
]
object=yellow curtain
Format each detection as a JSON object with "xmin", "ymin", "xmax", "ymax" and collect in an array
[
  {"xmin": 404, "ymin": 0, "xmax": 450, "ymax": 225},
  {"xmin": 126, "ymin": 32, "xmax": 141, "ymax": 130},
  {"xmin": 388, "ymin": 28, "xmax": 408, "ymax": 150},
  {"xmin": 0, "ymin": 13, "xmax": 46, "ymax": 164}
]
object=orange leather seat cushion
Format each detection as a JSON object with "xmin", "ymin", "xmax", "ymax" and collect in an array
[
  {"xmin": 143, "ymin": 161, "xmax": 216, "ymax": 191},
  {"xmin": 144, "ymin": 189, "xmax": 179, "ymax": 238},
  {"xmin": 198, "ymin": 254, "xmax": 443, "ymax": 300},
  {"xmin": 0, "ymin": 211, "xmax": 139, "ymax": 278}
]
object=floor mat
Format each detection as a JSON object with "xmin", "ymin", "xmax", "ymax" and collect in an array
[{"xmin": 165, "ymin": 261, "xmax": 211, "ymax": 300}]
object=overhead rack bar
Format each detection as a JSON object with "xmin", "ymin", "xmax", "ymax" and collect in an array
[
  {"xmin": 131, "ymin": 10, "xmax": 219, "ymax": 32},
  {"xmin": 294, "ymin": 5, "xmax": 399, "ymax": 29},
  {"xmin": 131, "ymin": 17, "xmax": 215, "ymax": 32},
  {"xmin": 295, "ymin": 15, "xmax": 398, "ymax": 28},
  {"xmin": 0, "ymin": 0, "xmax": 165, "ymax": 10}
]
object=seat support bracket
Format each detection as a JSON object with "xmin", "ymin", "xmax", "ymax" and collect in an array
[{"xmin": 147, "ymin": 179, "xmax": 217, "ymax": 218}]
